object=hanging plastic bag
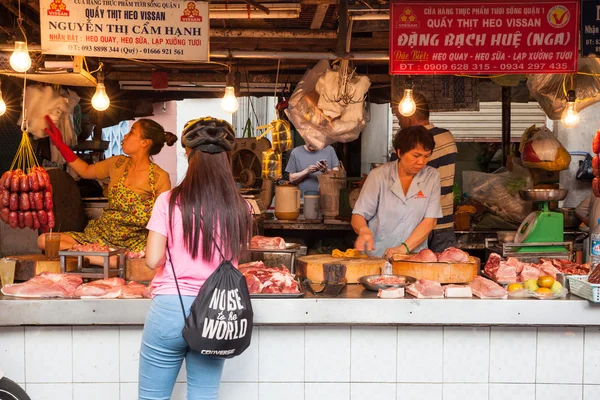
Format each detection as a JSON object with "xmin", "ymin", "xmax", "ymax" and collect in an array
[
  {"xmin": 519, "ymin": 125, "xmax": 571, "ymax": 171},
  {"xmin": 575, "ymin": 153, "xmax": 594, "ymax": 181},
  {"xmin": 261, "ymin": 149, "xmax": 282, "ymax": 181}
]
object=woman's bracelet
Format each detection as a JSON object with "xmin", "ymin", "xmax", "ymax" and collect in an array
[{"xmin": 401, "ymin": 242, "xmax": 410, "ymax": 254}]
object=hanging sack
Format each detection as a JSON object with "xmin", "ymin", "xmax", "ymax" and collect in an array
[{"xmin": 166, "ymin": 228, "xmax": 253, "ymax": 358}]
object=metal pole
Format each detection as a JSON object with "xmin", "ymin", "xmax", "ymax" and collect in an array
[{"xmin": 501, "ymin": 86, "xmax": 511, "ymax": 167}]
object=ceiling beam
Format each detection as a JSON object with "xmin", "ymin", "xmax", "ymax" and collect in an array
[
  {"xmin": 210, "ymin": 28, "xmax": 336, "ymax": 39},
  {"xmin": 0, "ymin": 0, "xmax": 40, "ymax": 33},
  {"xmin": 242, "ymin": 0, "xmax": 271, "ymax": 14},
  {"xmin": 310, "ymin": 4, "xmax": 329, "ymax": 29}
]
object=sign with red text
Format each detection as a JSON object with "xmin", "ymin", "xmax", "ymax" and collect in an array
[
  {"xmin": 40, "ymin": 0, "xmax": 209, "ymax": 61},
  {"xmin": 390, "ymin": 0, "xmax": 579, "ymax": 75}
]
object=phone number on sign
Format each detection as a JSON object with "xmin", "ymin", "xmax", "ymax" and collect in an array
[{"xmin": 412, "ymin": 63, "xmax": 571, "ymax": 71}]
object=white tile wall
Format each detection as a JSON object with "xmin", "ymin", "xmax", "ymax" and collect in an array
[
  {"xmin": 305, "ymin": 383, "xmax": 350, "ymax": 400},
  {"xmin": 0, "ymin": 327, "xmax": 25, "ymax": 383},
  {"xmin": 443, "ymin": 327, "xmax": 490, "ymax": 383},
  {"xmin": 489, "ymin": 383, "xmax": 535, "ymax": 400},
  {"xmin": 396, "ymin": 327, "xmax": 443, "ymax": 383},
  {"xmin": 350, "ymin": 383, "xmax": 396, "ymax": 400},
  {"xmin": 584, "ymin": 327, "xmax": 600, "ymax": 384},
  {"xmin": 397, "ymin": 383, "xmax": 442, "ymax": 400},
  {"xmin": 489, "ymin": 327, "xmax": 537, "ymax": 383},
  {"xmin": 536, "ymin": 327, "xmax": 584, "ymax": 384},
  {"xmin": 73, "ymin": 383, "xmax": 120, "ymax": 400},
  {"xmin": 120, "ymin": 382, "xmax": 138, "ymax": 400},
  {"xmin": 258, "ymin": 326, "xmax": 304, "ymax": 382},
  {"xmin": 350, "ymin": 327, "xmax": 397, "ymax": 383},
  {"xmin": 25, "ymin": 326, "xmax": 73, "ymax": 383},
  {"xmin": 259, "ymin": 383, "xmax": 304, "ymax": 400},
  {"xmin": 72, "ymin": 326, "xmax": 120, "ymax": 383},
  {"xmin": 443, "ymin": 383, "xmax": 489, "ymax": 400},
  {"xmin": 535, "ymin": 383, "xmax": 583, "ymax": 400},
  {"xmin": 220, "ymin": 382, "xmax": 258, "ymax": 400},
  {"xmin": 119, "ymin": 326, "xmax": 143, "ymax": 383},
  {"xmin": 305, "ymin": 326, "xmax": 351, "ymax": 382},
  {"xmin": 222, "ymin": 327, "xmax": 259, "ymax": 382},
  {"xmin": 26, "ymin": 383, "xmax": 73, "ymax": 400},
  {"xmin": 584, "ymin": 384, "xmax": 600, "ymax": 400}
]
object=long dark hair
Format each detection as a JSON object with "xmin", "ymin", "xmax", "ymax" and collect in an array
[{"xmin": 168, "ymin": 150, "xmax": 251, "ymax": 261}]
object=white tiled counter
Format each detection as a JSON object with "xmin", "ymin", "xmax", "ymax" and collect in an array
[{"xmin": 1, "ymin": 288, "xmax": 600, "ymax": 400}]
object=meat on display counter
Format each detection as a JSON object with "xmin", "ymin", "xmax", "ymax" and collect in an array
[{"xmin": 1, "ymin": 288, "xmax": 599, "ymax": 400}]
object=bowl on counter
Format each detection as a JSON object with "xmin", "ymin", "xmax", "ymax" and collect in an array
[{"xmin": 497, "ymin": 231, "xmax": 517, "ymax": 243}]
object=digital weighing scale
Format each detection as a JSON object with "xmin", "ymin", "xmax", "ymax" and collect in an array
[{"xmin": 514, "ymin": 189, "xmax": 569, "ymax": 253}]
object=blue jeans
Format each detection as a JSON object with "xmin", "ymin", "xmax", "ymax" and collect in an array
[{"xmin": 139, "ymin": 295, "xmax": 225, "ymax": 400}]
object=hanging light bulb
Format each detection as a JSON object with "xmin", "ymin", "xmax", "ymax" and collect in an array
[
  {"xmin": 561, "ymin": 90, "xmax": 580, "ymax": 128},
  {"xmin": 0, "ymin": 79, "xmax": 5, "ymax": 116},
  {"xmin": 398, "ymin": 77, "xmax": 416, "ymax": 117},
  {"xmin": 10, "ymin": 41, "xmax": 31, "ymax": 73},
  {"xmin": 92, "ymin": 70, "xmax": 110, "ymax": 111},
  {"xmin": 221, "ymin": 71, "xmax": 238, "ymax": 113}
]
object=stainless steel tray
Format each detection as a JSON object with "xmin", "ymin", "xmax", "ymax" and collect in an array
[
  {"xmin": 484, "ymin": 238, "xmax": 573, "ymax": 263},
  {"xmin": 242, "ymin": 243, "xmax": 299, "ymax": 273},
  {"xmin": 358, "ymin": 274, "xmax": 416, "ymax": 292}
]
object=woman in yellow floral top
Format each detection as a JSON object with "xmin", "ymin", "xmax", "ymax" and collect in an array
[{"xmin": 37, "ymin": 117, "xmax": 177, "ymax": 265}]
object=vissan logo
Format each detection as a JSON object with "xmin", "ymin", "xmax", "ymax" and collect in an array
[{"xmin": 395, "ymin": 7, "xmax": 419, "ymax": 29}]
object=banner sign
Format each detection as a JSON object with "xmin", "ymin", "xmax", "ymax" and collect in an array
[
  {"xmin": 390, "ymin": 0, "xmax": 579, "ymax": 75},
  {"xmin": 582, "ymin": 0, "xmax": 600, "ymax": 56},
  {"xmin": 40, "ymin": 0, "xmax": 209, "ymax": 61}
]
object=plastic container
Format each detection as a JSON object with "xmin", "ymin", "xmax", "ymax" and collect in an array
[
  {"xmin": 567, "ymin": 275, "xmax": 600, "ymax": 303},
  {"xmin": 590, "ymin": 218, "xmax": 600, "ymax": 269},
  {"xmin": 0, "ymin": 258, "xmax": 16, "ymax": 288},
  {"xmin": 303, "ymin": 190, "xmax": 320, "ymax": 220}
]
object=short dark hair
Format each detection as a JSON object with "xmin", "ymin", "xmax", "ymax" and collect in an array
[
  {"xmin": 393, "ymin": 125, "xmax": 435, "ymax": 155},
  {"xmin": 412, "ymin": 92, "xmax": 430, "ymax": 120},
  {"xmin": 136, "ymin": 119, "xmax": 178, "ymax": 156}
]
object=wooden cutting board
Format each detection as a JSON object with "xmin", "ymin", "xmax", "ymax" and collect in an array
[
  {"xmin": 125, "ymin": 258, "xmax": 156, "ymax": 283},
  {"xmin": 296, "ymin": 254, "xmax": 386, "ymax": 284},
  {"xmin": 392, "ymin": 256, "xmax": 480, "ymax": 284},
  {"xmin": 9, "ymin": 254, "xmax": 78, "ymax": 282}
]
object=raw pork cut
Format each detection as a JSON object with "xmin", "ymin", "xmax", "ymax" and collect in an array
[
  {"xmin": 73, "ymin": 277, "xmax": 125, "ymax": 299},
  {"xmin": 470, "ymin": 276, "xmax": 507, "ymax": 299},
  {"xmin": 405, "ymin": 249, "xmax": 438, "ymax": 262},
  {"xmin": 238, "ymin": 261, "xmax": 300, "ymax": 294},
  {"xmin": 539, "ymin": 260, "xmax": 560, "ymax": 279},
  {"xmin": 406, "ymin": 279, "xmax": 444, "ymax": 298},
  {"xmin": 541, "ymin": 259, "xmax": 590, "ymax": 275},
  {"xmin": 437, "ymin": 247, "xmax": 469, "ymax": 263},
  {"xmin": 444, "ymin": 285, "xmax": 473, "ymax": 298},
  {"xmin": 377, "ymin": 287, "xmax": 404, "ymax": 298},
  {"xmin": 519, "ymin": 264, "xmax": 541, "ymax": 282},
  {"xmin": 483, "ymin": 253, "xmax": 501, "ymax": 277},
  {"xmin": 250, "ymin": 236, "xmax": 286, "ymax": 250},
  {"xmin": 1, "ymin": 272, "xmax": 82, "ymax": 298},
  {"xmin": 69, "ymin": 243, "xmax": 114, "ymax": 252},
  {"xmin": 120, "ymin": 282, "xmax": 147, "ymax": 298},
  {"xmin": 494, "ymin": 263, "xmax": 518, "ymax": 283}
]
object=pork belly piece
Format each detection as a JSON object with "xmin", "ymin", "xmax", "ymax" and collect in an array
[
  {"xmin": 239, "ymin": 261, "xmax": 300, "ymax": 294},
  {"xmin": 519, "ymin": 264, "xmax": 541, "ymax": 282},
  {"xmin": 437, "ymin": 247, "xmax": 469, "ymax": 263},
  {"xmin": 244, "ymin": 273, "xmax": 262, "ymax": 294},
  {"xmin": 405, "ymin": 249, "xmax": 438, "ymax": 262},
  {"xmin": 250, "ymin": 236, "xmax": 286, "ymax": 250},
  {"xmin": 539, "ymin": 261, "xmax": 560, "ymax": 279},
  {"xmin": 73, "ymin": 278, "xmax": 124, "ymax": 299},
  {"xmin": 506, "ymin": 257, "xmax": 524, "ymax": 274},
  {"xmin": 495, "ymin": 262, "xmax": 518, "ymax": 283},
  {"xmin": 1, "ymin": 272, "xmax": 83, "ymax": 298},
  {"xmin": 469, "ymin": 276, "xmax": 507, "ymax": 299},
  {"xmin": 120, "ymin": 282, "xmax": 146, "ymax": 299},
  {"xmin": 406, "ymin": 279, "xmax": 445, "ymax": 298}
]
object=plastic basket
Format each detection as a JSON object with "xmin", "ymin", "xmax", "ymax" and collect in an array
[{"xmin": 567, "ymin": 275, "xmax": 600, "ymax": 303}]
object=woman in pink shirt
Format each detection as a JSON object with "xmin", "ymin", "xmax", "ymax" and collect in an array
[{"xmin": 139, "ymin": 117, "xmax": 252, "ymax": 400}]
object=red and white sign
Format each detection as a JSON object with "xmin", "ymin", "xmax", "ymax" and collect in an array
[
  {"xmin": 390, "ymin": 0, "xmax": 579, "ymax": 75},
  {"xmin": 40, "ymin": 0, "xmax": 209, "ymax": 61}
]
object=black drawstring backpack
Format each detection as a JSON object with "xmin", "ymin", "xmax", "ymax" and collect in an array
[{"xmin": 166, "ymin": 229, "xmax": 253, "ymax": 358}]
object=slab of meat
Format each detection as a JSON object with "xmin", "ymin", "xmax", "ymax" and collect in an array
[
  {"xmin": 73, "ymin": 277, "xmax": 125, "ymax": 299},
  {"xmin": 250, "ymin": 236, "xmax": 286, "ymax": 250},
  {"xmin": 406, "ymin": 279, "xmax": 444, "ymax": 298},
  {"xmin": 444, "ymin": 284, "xmax": 473, "ymax": 298},
  {"xmin": 469, "ymin": 276, "xmax": 507, "ymax": 299},
  {"xmin": 1, "ymin": 272, "xmax": 83, "ymax": 298},
  {"xmin": 483, "ymin": 253, "xmax": 501, "ymax": 278},
  {"xmin": 494, "ymin": 262, "xmax": 518, "ymax": 283},
  {"xmin": 120, "ymin": 282, "xmax": 147, "ymax": 299},
  {"xmin": 539, "ymin": 261, "xmax": 560, "ymax": 279},
  {"xmin": 437, "ymin": 247, "xmax": 469, "ymax": 263},
  {"xmin": 238, "ymin": 261, "xmax": 300, "ymax": 294},
  {"xmin": 541, "ymin": 259, "xmax": 590, "ymax": 275},
  {"xmin": 405, "ymin": 249, "xmax": 438, "ymax": 262},
  {"xmin": 378, "ymin": 287, "xmax": 404, "ymax": 298},
  {"xmin": 519, "ymin": 264, "xmax": 542, "ymax": 282},
  {"xmin": 506, "ymin": 257, "xmax": 524, "ymax": 274}
]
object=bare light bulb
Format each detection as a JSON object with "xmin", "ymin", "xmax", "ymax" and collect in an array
[
  {"xmin": 398, "ymin": 88, "xmax": 416, "ymax": 117},
  {"xmin": 10, "ymin": 41, "xmax": 31, "ymax": 73},
  {"xmin": 561, "ymin": 90, "xmax": 580, "ymax": 128},
  {"xmin": 0, "ymin": 95, "xmax": 6, "ymax": 116},
  {"xmin": 91, "ymin": 83, "xmax": 110, "ymax": 111},
  {"xmin": 221, "ymin": 86, "xmax": 239, "ymax": 113}
]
